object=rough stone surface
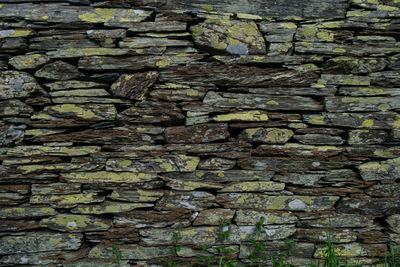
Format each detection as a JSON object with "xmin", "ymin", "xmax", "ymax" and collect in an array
[{"xmin": 0, "ymin": 0, "xmax": 399, "ymax": 265}]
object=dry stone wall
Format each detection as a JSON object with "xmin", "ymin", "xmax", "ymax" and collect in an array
[{"xmin": 0, "ymin": 0, "xmax": 400, "ymax": 266}]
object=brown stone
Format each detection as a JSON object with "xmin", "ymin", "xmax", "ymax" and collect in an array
[
  {"xmin": 110, "ymin": 72, "xmax": 158, "ymax": 100},
  {"xmin": 165, "ymin": 123, "xmax": 229, "ymax": 143}
]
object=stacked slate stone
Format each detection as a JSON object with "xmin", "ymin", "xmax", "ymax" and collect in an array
[{"xmin": 0, "ymin": 0, "xmax": 400, "ymax": 266}]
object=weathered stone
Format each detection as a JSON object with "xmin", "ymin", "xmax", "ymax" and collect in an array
[
  {"xmin": 348, "ymin": 130, "xmax": 388, "ymax": 145},
  {"xmin": 314, "ymin": 243, "xmax": 387, "ymax": 258},
  {"xmin": 359, "ymin": 157, "xmax": 400, "ymax": 181},
  {"xmin": 72, "ymin": 201, "xmax": 153, "ymax": 214},
  {"xmin": 0, "ymin": 232, "xmax": 82, "ymax": 254},
  {"xmin": 193, "ymin": 209, "xmax": 235, "ymax": 226},
  {"xmin": 324, "ymin": 56, "xmax": 387, "ymax": 74},
  {"xmin": 197, "ymin": 157, "xmax": 235, "ymax": 170},
  {"xmin": 85, "ymin": 227, "xmax": 139, "ymax": 244},
  {"xmin": 166, "ymin": 179, "xmax": 223, "ymax": 191},
  {"xmin": 120, "ymin": 37, "xmax": 192, "ymax": 48},
  {"xmin": 238, "ymin": 157, "xmax": 349, "ymax": 172},
  {"xmin": 219, "ymin": 181, "xmax": 285, "ymax": 192},
  {"xmin": 30, "ymin": 192, "xmax": 104, "ymax": 208},
  {"xmin": 254, "ymin": 144, "xmax": 344, "ymax": 158},
  {"xmin": 44, "ymin": 80, "xmax": 108, "ymax": 91},
  {"xmin": 324, "ymin": 96, "xmax": 400, "ymax": 112},
  {"xmin": 46, "ymin": 48, "xmax": 130, "ymax": 59},
  {"xmin": 15, "ymin": 162, "xmax": 100, "ymax": 174},
  {"xmin": 0, "ymin": 100, "xmax": 33, "ymax": 117},
  {"xmin": 166, "ymin": 0, "xmax": 347, "ymax": 19},
  {"xmin": 127, "ymin": 21, "xmax": 187, "ymax": 33},
  {"xmin": 30, "ymin": 38, "xmax": 98, "ymax": 51},
  {"xmin": 0, "ymin": 4, "xmax": 152, "ymax": 23},
  {"xmin": 370, "ymin": 71, "xmax": 400, "ymax": 88},
  {"xmin": 235, "ymin": 210, "xmax": 298, "ymax": 225},
  {"xmin": 338, "ymin": 197, "xmax": 400, "ymax": 215},
  {"xmin": 165, "ymin": 123, "xmax": 229, "ymax": 144},
  {"xmin": 166, "ymin": 142, "xmax": 251, "ymax": 159},
  {"xmin": 114, "ymin": 209, "xmax": 192, "ymax": 228},
  {"xmin": 110, "ymin": 72, "xmax": 158, "ymax": 100},
  {"xmin": 31, "ymin": 183, "xmax": 81, "ymax": 195},
  {"xmin": 387, "ymin": 215, "xmax": 400, "ymax": 234},
  {"xmin": 366, "ymin": 183, "xmax": 400, "ymax": 198},
  {"xmin": 119, "ymin": 101, "xmax": 184, "ymax": 125},
  {"xmin": 159, "ymin": 64, "xmax": 319, "ymax": 87},
  {"xmin": 40, "ymin": 214, "xmax": 111, "ymax": 232},
  {"xmin": 0, "ymin": 124, "xmax": 25, "ymax": 146},
  {"xmin": 303, "ymin": 112, "xmax": 400, "ymax": 129},
  {"xmin": 87, "ymin": 29, "xmax": 126, "ymax": 39},
  {"xmin": 238, "ymin": 128, "xmax": 294, "ymax": 144},
  {"xmin": 295, "ymin": 228, "xmax": 357, "ymax": 243},
  {"xmin": 212, "ymin": 110, "xmax": 269, "ymax": 122},
  {"xmin": 88, "ymin": 244, "xmax": 170, "ymax": 259},
  {"xmin": 259, "ymin": 22, "xmax": 297, "ymax": 42},
  {"xmin": 78, "ymin": 54, "xmax": 204, "ymax": 71},
  {"xmin": 296, "ymin": 42, "xmax": 400, "ymax": 56},
  {"xmin": 35, "ymin": 61, "xmax": 83, "ymax": 81},
  {"xmin": 190, "ymin": 19, "xmax": 265, "ymax": 55},
  {"xmin": 298, "ymin": 213, "xmax": 374, "ymax": 228},
  {"xmin": 150, "ymin": 85, "xmax": 209, "ymax": 102},
  {"xmin": 64, "ymin": 259, "xmax": 130, "ymax": 267},
  {"xmin": 339, "ymin": 86, "xmax": 400, "ymax": 96},
  {"xmin": 295, "ymin": 25, "xmax": 336, "ymax": 43},
  {"xmin": 389, "ymin": 54, "xmax": 400, "ymax": 70},
  {"xmin": 33, "ymin": 127, "xmax": 163, "ymax": 144},
  {"xmin": 0, "ymin": 206, "xmax": 56, "ymax": 219},
  {"xmin": 156, "ymin": 191, "xmax": 215, "ymax": 211},
  {"xmin": 294, "ymin": 134, "xmax": 344, "ymax": 145},
  {"xmin": 43, "ymin": 104, "xmax": 116, "ymax": 121},
  {"xmin": 204, "ymin": 92, "xmax": 322, "ymax": 111},
  {"xmin": 162, "ymin": 170, "xmax": 274, "ymax": 185},
  {"xmin": 0, "ymin": 71, "xmax": 42, "ymax": 100},
  {"xmin": 240, "ymin": 242, "xmax": 314, "ymax": 261},
  {"xmin": 61, "ymin": 171, "xmax": 156, "ymax": 184},
  {"xmin": 216, "ymin": 194, "xmax": 339, "ymax": 211},
  {"xmin": 347, "ymin": 145, "xmax": 400, "ymax": 159},
  {"xmin": 273, "ymin": 172, "xmax": 323, "ymax": 187},
  {"xmin": 8, "ymin": 53, "xmax": 50, "ymax": 70},
  {"xmin": 7, "ymin": 146, "xmax": 100, "ymax": 157},
  {"xmin": 212, "ymin": 55, "xmax": 303, "ymax": 65},
  {"xmin": 106, "ymin": 155, "xmax": 199, "ymax": 172},
  {"xmin": 0, "ymin": 219, "xmax": 40, "ymax": 232},
  {"xmin": 109, "ymin": 189, "xmax": 163, "ymax": 202}
]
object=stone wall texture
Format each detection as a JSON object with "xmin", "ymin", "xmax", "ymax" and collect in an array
[{"xmin": 0, "ymin": 0, "xmax": 400, "ymax": 266}]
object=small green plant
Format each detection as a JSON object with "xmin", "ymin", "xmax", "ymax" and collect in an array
[
  {"xmin": 248, "ymin": 218, "xmax": 268, "ymax": 265},
  {"xmin": 199, "ymin": 219, "xmax": 237, "ymax": 267},
  {"xmin": 168, "ymin": 230, "xmax": 183, "ymax": 267},
  {"xmin": 271, "ymin": 238, "xmax": 296, "ymax": 267},
  {"xmin": 111, "ymin": 244, "xmax": 122, "ymax": 265},
  {"xmin": 382, "ymin": 247, "xmax": 400, "ymax": 267}
]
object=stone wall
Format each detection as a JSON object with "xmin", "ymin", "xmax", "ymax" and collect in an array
[{"xmin": 0, "ymin": 0, "xmax": 400, "ymax": 266}]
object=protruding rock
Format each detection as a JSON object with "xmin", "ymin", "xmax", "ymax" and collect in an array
[
  {"xmin": 8, "ymin": 54, "xmax": 50, "ymax": 70},
  {"xmin": 338, "ymin": 197, "xmax": 400, "ymax": 215},
  {"xmin": 35, "ymin": 61, "xmax": 83, "ymax": 81},
  {"xmin": 110, "ymin": 72, "xmax": 158, "ymax": 100},
  {"xmin": 71, "ymin": 201, "xmax": 153, "ymax": 214},
  {"xmin": 40, "ymin": 214, "xmax": 111, "ymax": 232},
  {"xmin": 216, "ymin": 194, "xmax": 339, "ymax": 211},
  {"xmin": 0, "ymin": 71, "xmax": 42, "ymax": 100},
  {"xmin": 0, "ymin": 232, "xmax": 82, "ymax": 254},
  {"xmin": 386, "ymin": 215, "xmax": 400, "ymax": 234},
  {"xmin": 165, "ymin": 123, "xmax": 229, "ymax": 143},
  {"xmin": 61, "ymin": 171, "xmax": 157, "ymax": 184},
  {"xmin": 359, "ymin": 157, "xmax": 400, "ymax": 181},
  {"xmin": 190, "ymin": 19, "xmax": 266, "ymax": 55},
  {"xmin": 193, "ymin": 209, "xmax": 235, "ymax": 226},
  {"xmin": 0, "ymin": 206, "xmax": 56, "ymax": 219},
  {"xmin": 235, "ymin": 210, "xmax": 298, "ymax": 225},
  {"xmin": 238, "ymin": 128, "xmax": 294, "ymax": 144},
  {"xmin": 0, "ymin": 100, "xmax": 33, "ymax": 117},
  {"xmin": 156, "ymin": 191, "xmax": 215, "ymax": 211}
]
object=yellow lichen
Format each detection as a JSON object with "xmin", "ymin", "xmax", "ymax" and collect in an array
[{"xmin": 156, "ymin": 59, "xmax": 171, "ymax": 67}]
